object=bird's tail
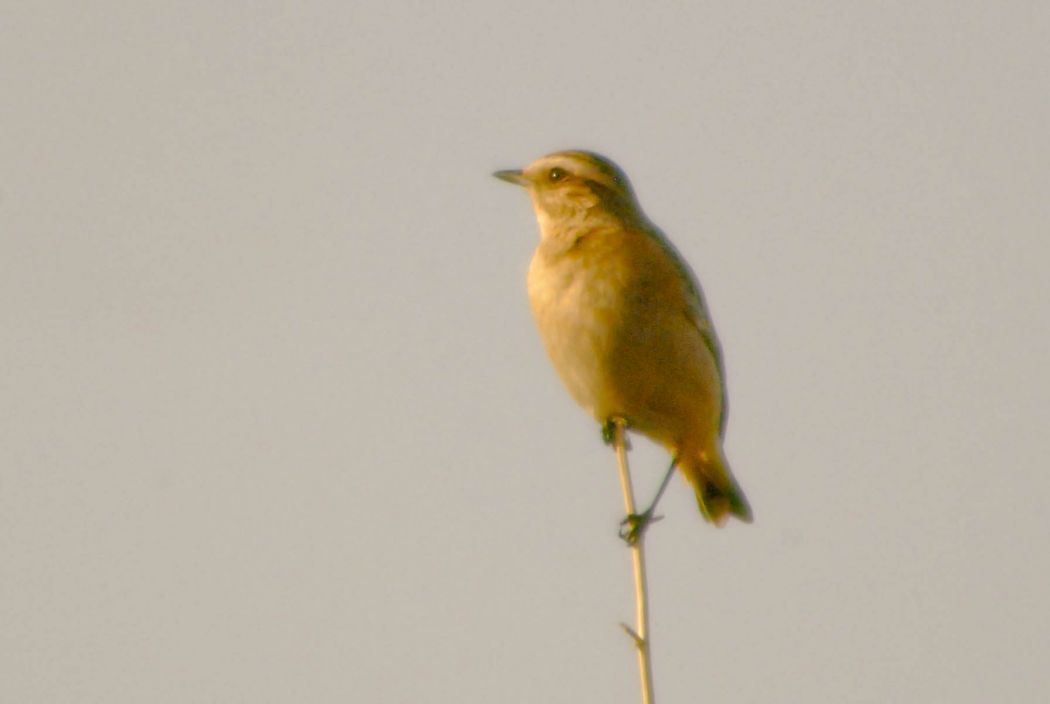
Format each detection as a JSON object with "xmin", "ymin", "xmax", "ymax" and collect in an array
[{"xmin": 679, "ymin": 449, "xmax": 752, "ymax": 527}]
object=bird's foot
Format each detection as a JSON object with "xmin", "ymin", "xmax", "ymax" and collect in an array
[
  {"xmin": 618, "ymin": 509, "xmax": 663, "ymax": 546},
  {"xmin": 601, "ymin": 418, "xmax": 631, "ymax": 448}
]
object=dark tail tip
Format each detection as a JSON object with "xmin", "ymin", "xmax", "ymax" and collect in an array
[{"xmin": 698, "ymin": 480, "xmax": 753, "ymax": 526}]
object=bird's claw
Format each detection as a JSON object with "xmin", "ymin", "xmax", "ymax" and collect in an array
[
  {"xmin": 601, "ymin": 419, "xmax": 631, "ymax": 448},
  {"xmin": 618, "ymin": 509, "xmax": 663, "ymax": 545}
]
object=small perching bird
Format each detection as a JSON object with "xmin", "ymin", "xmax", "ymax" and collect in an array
[{"xmin": 494, "ymin": 150, "xmax": 752, "ymax": 531}]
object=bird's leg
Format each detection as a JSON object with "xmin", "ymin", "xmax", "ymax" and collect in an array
[{"xmin": 619, "ymin": 457, "xmax": 678, "ymax": 545}]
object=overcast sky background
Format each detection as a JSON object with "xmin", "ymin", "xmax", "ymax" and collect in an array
[{"xmin": 2, "ymin": 2, "xmax": 1048, "ymax": 702}]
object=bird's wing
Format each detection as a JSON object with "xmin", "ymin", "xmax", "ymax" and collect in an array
[
  {"xmin": 684, "ymin": 285, "xmax": 729, "ymax": 438},
  {"xmin": 648, "ymin": 229, "xmax": 730, "ymax": 437}
]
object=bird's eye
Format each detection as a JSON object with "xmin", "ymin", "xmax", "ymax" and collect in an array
[{"xmin": 548, "ymin": 167, "xmax": 566, "ymax": 182}]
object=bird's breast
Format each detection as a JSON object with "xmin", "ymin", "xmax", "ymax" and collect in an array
[{"xmin": 526, "ymin": 243, "xmax": 630, "ymax": 418}]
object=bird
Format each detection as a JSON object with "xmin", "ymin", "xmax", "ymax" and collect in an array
[{"xmin": 493, "ymin": 150, "xmax": 752, "ymax": 533}]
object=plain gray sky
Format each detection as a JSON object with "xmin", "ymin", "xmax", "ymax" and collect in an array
[{"xmin": 2, "ymin": 2, "xmax": 1048, "ymax": 702}]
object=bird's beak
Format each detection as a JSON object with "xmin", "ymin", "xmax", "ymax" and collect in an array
[{"xmin": 493, "ymin": 169, "xmax": 528, "ymax": 186}]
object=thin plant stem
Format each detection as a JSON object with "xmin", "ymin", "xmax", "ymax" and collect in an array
[{"xmin": 610, "ymin": 418, "xmax": 655, "ymax": 704}]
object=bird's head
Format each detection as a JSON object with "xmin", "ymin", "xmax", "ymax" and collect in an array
[{"xmin": 494, "ymin": 150, "xmax": 645, "ymax": 237}]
